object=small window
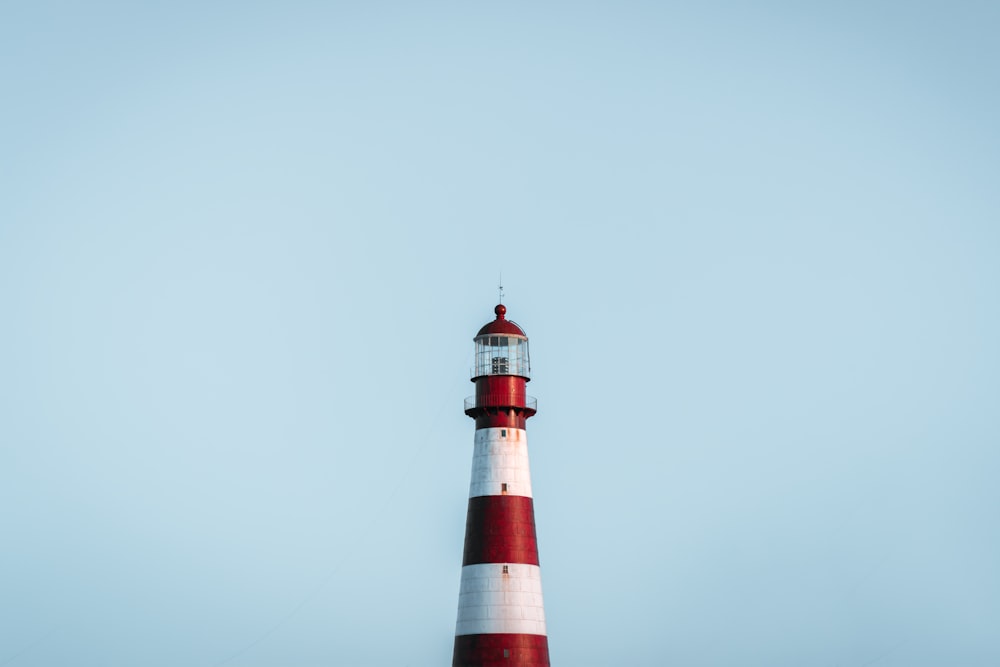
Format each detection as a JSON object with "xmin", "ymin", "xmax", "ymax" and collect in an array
[
  {"xmin": 500, "ymin": 429, "xmax": 506, "ymax": 437},
  {"xmin": 501, "ymin": 483, "xmax": 508, "ymax": 493},
  {"xmin": 503, "ymin": 648, "xmax": 510, "ymax": 658},
  {"xmin": 502, "ymin": 565, "xmax": 509, "ymax": 574}
]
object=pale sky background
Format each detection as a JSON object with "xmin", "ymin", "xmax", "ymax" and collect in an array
[{"xmin": 2, "ymin": 2, "xmax": 999, "ymax": 666}]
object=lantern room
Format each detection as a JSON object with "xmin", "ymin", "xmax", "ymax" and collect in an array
[{"xmin": 471, "ymin": 304, "xmax": 531, "ymax": 380}]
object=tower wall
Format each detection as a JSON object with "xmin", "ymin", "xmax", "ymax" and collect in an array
[
  {"xmin": 453, "ymin": 429, "xmax": 549, "ymax": 665},
  {"xmin": 454, "ymin": 305, "xmax": 549, "ymax": 667}
]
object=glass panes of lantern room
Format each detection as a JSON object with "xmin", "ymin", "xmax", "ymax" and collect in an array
[{"xmin": 474, "ymin": 335, "xmax": 530, "ymax": 378}]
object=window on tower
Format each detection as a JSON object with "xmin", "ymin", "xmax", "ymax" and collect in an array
[{"xmin": 473, "ymin": 335, "xmax": 530, "ymax": 378}]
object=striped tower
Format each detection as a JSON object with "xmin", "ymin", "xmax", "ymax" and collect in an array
[{"xmin": 453, "ymin": 304, "xmax": 550, "ymax": 667}]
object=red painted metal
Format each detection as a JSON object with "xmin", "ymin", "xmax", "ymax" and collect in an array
[
  {"xmin": 466, "ymin": 372, "xmax": 536, "ymax": 426},
  {"xmin": 475, "ymin": 375, "xmax": 528, "ymax": 407},
  {"xmin": 476, "ymin": 304, "xmax": 528, "ymax": 337},
  {"xmin": 473, "ymin": 411, "xmax": 528, "ymax": 430},
  {"xmin": 453, "ymin": 634, "xmax": 550, "ymax": 667},
  {"xmin": 462, "ymin": 495, "xmax": 540, "ymax": 566}
]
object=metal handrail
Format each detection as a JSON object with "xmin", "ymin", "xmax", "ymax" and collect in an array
[
  {"xmin": 469, "ymin": 367, "xmax": 531, "ymax": 379},
  {"xmin": 464, "ymin": 395, "xmax": 537, "ymax": 411}
]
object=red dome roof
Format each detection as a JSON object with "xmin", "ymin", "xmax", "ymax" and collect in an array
[{"xmin": 476, "ymin": 304, "xmax": 527, "ymax": 337}]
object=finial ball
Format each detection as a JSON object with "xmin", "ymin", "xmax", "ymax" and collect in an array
[{"xmin": 494, "ymin": 304, "xmax": 507, "ymax": 318}]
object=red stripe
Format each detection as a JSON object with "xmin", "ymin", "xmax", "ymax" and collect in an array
[
  {"xmin": 472, "ymin": 411, "xmax": 528, "ymax": 430},
  {"xmin": 453, "ymin": 633, "xmax": 550, "ymax": 667},
  {"xmin": 462, "ymin": 495, "xmax": 539, "ymax": 566},
  {"xmin": 475, "ymin": 375, "xmax": 528, "ymax": 406},
  {"xmin": 467, "ymin": 375, "xmax": 536, "ymax": 428}
]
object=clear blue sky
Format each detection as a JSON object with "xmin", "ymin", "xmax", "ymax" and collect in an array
[{"xmin": 2, "ymin": 2, "xmax": 998, "ymax": 665}]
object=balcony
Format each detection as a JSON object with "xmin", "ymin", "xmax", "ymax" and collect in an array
[{"xmin": 465, "ymin": 395, "xmax": 537, "ymax": 412}]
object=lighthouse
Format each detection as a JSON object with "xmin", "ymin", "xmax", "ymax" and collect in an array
[{"xmin": 453, "ymin": 304, "xmax": 550, "ymax": 667}]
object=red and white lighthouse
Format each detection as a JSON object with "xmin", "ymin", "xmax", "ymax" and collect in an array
[{"xmin": 453, "ymin": 304, "xmax": 550, "ymax": 667}]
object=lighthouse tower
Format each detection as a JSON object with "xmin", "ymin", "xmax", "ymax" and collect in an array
[{"xmin": 453, "ymin": 304, "xmax": 550, "ymax": 667}]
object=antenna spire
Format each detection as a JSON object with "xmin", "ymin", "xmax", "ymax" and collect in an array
[{"xmin": 498, "ymin": 272, "xmax": 504, "ymax": 304}]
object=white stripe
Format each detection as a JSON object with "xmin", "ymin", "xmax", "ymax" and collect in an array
[
  {"xmin": 469, "ymin": 428, "xmax": 533, "ymax": 499},
  {"xmin": 455, "ymin": 563, "xmax": 547, "ymax": 636}
]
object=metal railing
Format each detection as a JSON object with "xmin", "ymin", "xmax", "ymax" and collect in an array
[
  {"xmin": 465, "ymin": 395, "xmax": 537, "ymax": 411},
  {"xmin": 469, "ymin": 366, "xmax": 531, "ymax": 379}
]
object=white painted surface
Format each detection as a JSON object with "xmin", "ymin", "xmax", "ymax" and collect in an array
[
  {"xmin": 455, "ymin": 563, "xmax": 547, "ymax": 636},
  {"xmin": 469, "ymin": 428, "xmax": 533, "ymax": 499}
]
